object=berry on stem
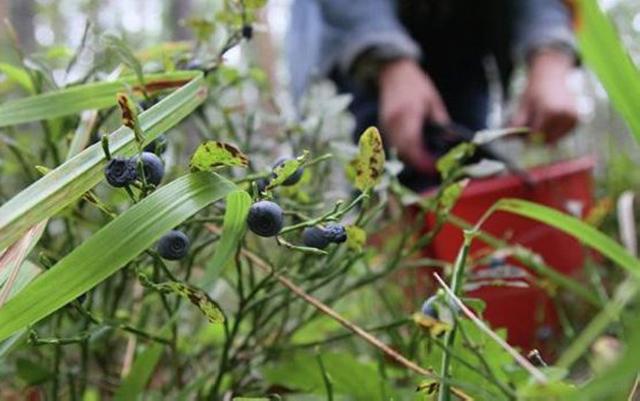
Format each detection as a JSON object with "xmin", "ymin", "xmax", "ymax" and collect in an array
[
  {"xmin": 421, "ymin": 296, "xmax": 439, "ymax": 319},
  {"xmin": 139, "ymin": 152, "xmax": 165, "ymax": 186},
  {"xmin": 156, "ymin": 230, "xmax": 190, "ymax": 260},
  {"xmin": 143, "ymin": 134, "xmax": 167, "ymax": 155},
  {"xmin": 324, "ymin": 224, "xmax": 347, "ymax": 243},
  {"xmin": 302, "ymin": 227, "xmax": 330, "ymax": 249},
  {"xmin": 273, "ymin": 157, "xmax": 304, "ymax": 186},
  {"xmin": 247, "ymin": 200, "xmax": 283, "ymax": 237},
  {"xmin": 104, "ymin": 157, "xmax": 137, "ymax": 187}
]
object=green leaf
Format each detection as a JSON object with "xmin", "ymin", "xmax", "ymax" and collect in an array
[
  {"xmin": 190, "ymin": 141, "xmax": 249, "ymax": 171},
  {"xmin": 576, "ymin": 0, "xmax": 640, "ymax": 145},
  {"xmin": 203, "ymin": 190, "xmax": 251, "ymax": 285},
  {"xmin": 158, "ymin": 282, "xmax": 225, "ymax": 324},
  {"xmin": 345, "ymin": 225, "xmax": 366, "ymax": 252},
  {"xmin": 0, "ymin": 71, "xmax": 199, "ymax": 127},
  {"xmin": 353, "ymin": 127, "xmax": 385, "ymax": 191},
  {"xmin": 436, "ymin": 142, "xmax": 476, "ymax": 180},
  {"xmin": 486, "ymin": 199, "xmax": 640, "ymax": 277},
  {"xmin": 0, "ymin": 63, "xmax": 35, "ymax": 94},
  {"xmin": 0, "ymin": 74, "xmax": 207, "ymax": 250},
  {"xmin": 0, "ymin": 172, "xmax": 236, "ymax": 342},
  {"xmin": 113, "ymin": 344, "xmax": 164, "ymax": 401},
  {"xmin": 266, "ymin": 151, "xmax": 309, "ymax": 190}
]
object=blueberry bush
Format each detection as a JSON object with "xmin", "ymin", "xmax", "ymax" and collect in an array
[{"xmin": 1, "ymin": 0, "xmax": 640, "ymax": 400}]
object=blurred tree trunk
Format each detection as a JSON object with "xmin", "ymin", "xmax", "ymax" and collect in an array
[
  {"xmin": 9, "ymin": 0, "xmax": 35, "ymax": 52},
  {"xmin": 168, "ymin": 0, "xmax": 192, "ymax": 40}
]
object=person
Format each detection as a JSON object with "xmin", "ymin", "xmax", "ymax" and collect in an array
[{"xmin": 287, "ymin": 0, "xmax": 579, "ymax": 190}]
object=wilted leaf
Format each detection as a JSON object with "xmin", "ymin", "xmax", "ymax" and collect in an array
[
  {"xmin": 190, "ymin": 141, "xmax": 249, "ymax": 171},
  {"xmin": 353, "ymin": 127, "xmax": 385, "ymax": 191},
  {"xmin": 345, "ymin": 225, "xmax": 366, "ymax": 252},
  {"xmin": 159, "ymin": 282, "xmax": 225, "ymax": 324},
  {"xmin": 116, "ymin": 92, "xmax": 143, "ymax": 145},
  {"xmin": 266, "ymin": 151, "xmax": 309, "ymax": 190}
]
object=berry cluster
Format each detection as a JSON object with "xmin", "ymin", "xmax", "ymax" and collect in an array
[
  {"xmin": 302, "ymin": 224, "xmax": 347, "ymax": 250},
  {"xmin": 103, "ymin": 151, "xmax": 165, "ymax": 188}
]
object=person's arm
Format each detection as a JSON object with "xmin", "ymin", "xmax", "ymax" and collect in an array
[
  {"xmin": 511, "ymin": 0, "xmax": 579, "ymax": 142},
  {"xmin": 317, "ymin": 0, "xmax": 449, "ymax": 172}
]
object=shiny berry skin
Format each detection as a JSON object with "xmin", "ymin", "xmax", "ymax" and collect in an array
[
  {"xmin": 104, "ymin": 157, "xmax": 137, "ymax": 187},
  {"xmin": 273, "ymin": 157, "xmax": 304, "ymax": 186},
  {"xmin": 139, "ymin": 152, "xmax": 164, "ymax": 186},
  {"xmin": 143, "ymin": 134, "xmax": 167, "ymax": 155},
  {"xmin": 156, "ymin": 230, "xmax": 190, "ymax": 260},
  {"xmin": 247, "ymin": 200, "xmax": 283, "ymax": 237},
  {"xmin": 302, "ymin": 227, "xmax": 330, "ymax": 249},
  {"xmin": 324, "ymin": 224, "xmax": 347, "ymax": 243},
  {"xmin": 421, "ymin": 296, "xmax": 438, "ymax": 319}
]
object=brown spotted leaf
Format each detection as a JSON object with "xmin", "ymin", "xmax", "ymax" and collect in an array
[
  {"xmin": 159, "ymin": 282, "xmax": 225, "ymax": 324},
  {"xmin": 116, "ymin": 92, "xmax": 143, "ymax": 145},
  {"xmin": 190, "ymin": 141, "xmax": 249, "ymax": 171},
  {"xmin": 354, "ymin": 127, "xmax": 385, "ymax": 191}
]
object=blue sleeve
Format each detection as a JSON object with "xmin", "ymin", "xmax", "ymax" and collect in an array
[
  {"xmin": 513, "ymin": 0, "xmax": 577, "ymax": 62},
  {"xmin": 315, "ymin": 0, "xmax": 420, "ymax": 73}
]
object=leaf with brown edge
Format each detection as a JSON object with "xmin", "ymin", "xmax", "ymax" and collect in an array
[
  {"xmin": 190, "ymin": 141, "xmax": 249, "ymax": 171},
  {"xmin": 354, "ymin": 127, "xmax": 385, "ymax": 191},
  {"xmin": 116, "ymin": 92, "xmax": 143, "ymax": 145},
  {"xmin": 158, "ymin": 281, "xmax": 225, "ymax": 324}
]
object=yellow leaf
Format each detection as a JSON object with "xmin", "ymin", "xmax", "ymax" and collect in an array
[
  {"xmin": 190, "ymin": 141, "xmax": 249, "ymax": 171},
  {"xmin": 345, "ymin": 225, "xmax": 366, "ymax": 252},
  {"xmin": 353, "ymin": 127, "xmax": 385, "ymax": 191}
]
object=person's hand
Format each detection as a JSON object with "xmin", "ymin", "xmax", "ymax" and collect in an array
[
  {"xmin": 511, "ymin": 49, "xmax": 578, "ymax": 143},
  {"xmin": 378, "ymin": 58, "xmax": 450, "ymax": 172}
]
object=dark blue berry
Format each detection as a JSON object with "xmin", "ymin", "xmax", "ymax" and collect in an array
[
  {"xmin": 156, "ymin": 230, "xmax": 190, "ymax": 260},
  {"xmin": 247, "ymin": 200, "xmax": 283, "ymax": 237},
  {"xmin": 255, "ymin": 178, "xmax": 269, "ymax": 193},
  {"xmin": 421, "ymin": 296, "xmax": 439, "ymax": 319},
  {"xmin": 324, "ymin": 224, "xmax": 347, "ymax": 243},
  {"xmin": 242, "ymin": 24, "xmax": 253, "ymax": 39},
  {"xmin": 139, "ymin": 98, "xmax": 158, "ymax": 111},
  {"xmin": 302, "ymin": 227, "xmax": 330, "ymax": 249},
  {"xmin": 139, "ymin": 152, "xmax": 164, "ymax": 186},
  {"xmin": 104, "ymin": 157, "xmax": 137, "ymax": 187},
  {"xmin": 273, "ymin": 157, "xmax": 304, "ymax": 186},
  {"xmin": 143, "ymin": 134, "xmax": 167, "ymax": 155}
]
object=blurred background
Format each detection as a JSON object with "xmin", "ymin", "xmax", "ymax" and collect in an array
[{"xmin": 2, "ymin": 0, "xmax": 640, "ymax": 193}]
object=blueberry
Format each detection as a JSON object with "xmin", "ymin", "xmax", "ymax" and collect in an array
[
  {"xmin": 156, "ymin": 230, "xmax": 190, "ymax": 260},
  {"xmin": 302, "ymin": 227, "xmax": 330, "ymax": 249},
  {"xmin": 138, "ymin": 152, "xmax": 164, "ymax": 186},
  {"xmin": 104, "ymin": 157, "xmax": 137, "ymax": 187},
  {"xmin": 255, "ymin": 178, "xmax": 269, "ymax": 193},
  {"xmin": 139, "ymin": 98, "xmax": 158, "ymax": 111},
  {"xmin": 324, "ymin": 224, "xmax": 347, "ymax": 243},
  {"xmin": 247, "ymin": 200, "xmax": 283, "ymax": 237},
  {"xmin": 185, "ymin": 59, "xmax": 204, "ymax": 71},
  {"xmin": 421, "ymin": 296, "xmax": 439, "ymax": 319},
  {"xmin": 242, "ymin": 24, "xmax": 253, "ymax": 40},
  {"xmin": 273, "ymin": 157, "xmax": 304, "ymax": 186},
  {"xmin": 143, "ymin": 134, "xmax": 167, "ymax": 155}
]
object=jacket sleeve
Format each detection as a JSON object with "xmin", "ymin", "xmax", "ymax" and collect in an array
[
  {"xmin": 316, "ymin": 0, "xmax": 421, "ymax": 74},
  {"xmin": 513, "ymin": 0, "xmax": 577, "ymax": 63}
]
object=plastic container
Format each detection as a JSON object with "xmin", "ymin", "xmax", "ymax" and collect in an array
[{"xmin": 423, "ymin": 156, "xmax": 595, "ymax": 352}]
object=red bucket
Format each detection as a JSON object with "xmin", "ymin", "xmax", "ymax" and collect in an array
[{"xmin": 422, "ymin": 156, "xmax": 595, "ymax": 352}]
